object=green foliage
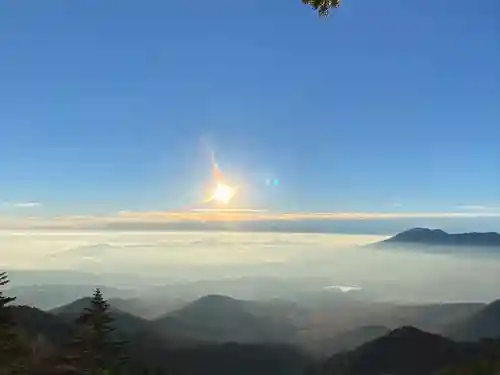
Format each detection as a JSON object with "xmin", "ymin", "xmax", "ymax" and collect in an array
[
  {"xmin": 302, "ymin": 0, "xmax": 341, "ymax": 17},
  {"xmin": 62, "ymin": 288, "xmax": 127, "ymax": 375},
  {"xmin": 0, "ymin": 272, "xmax": 28, "ymax": 375},
  {"xmin": 0, "ymin": 272, "xmax": 17, "ymax": 339}
]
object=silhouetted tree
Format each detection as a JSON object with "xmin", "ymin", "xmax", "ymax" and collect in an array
[
  {"xmin": 0, "ymin": 272, "xmax": 28, "ymax": 375},
  {"xmin": 302, "ymin": 0, "xmax": 341, "ymax": 17},
  {"xmin": 61, "ymin": 288, "xmax": 127, "ymax": 375}
]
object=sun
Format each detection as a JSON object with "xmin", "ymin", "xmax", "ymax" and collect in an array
[
  {"xmin": 209, "ymin": 183, "xmax": 236, "ymax": 205},
  {"xmin": 202, "ymin": 152, "xmax": 238, "ymax": 205}
]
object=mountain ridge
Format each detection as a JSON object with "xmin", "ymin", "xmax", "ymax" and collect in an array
[
  {"xmin": 320, "ymin": 326, "xmax": 482, "ymax": 375},
  {"xmin": 152, "ymin": 294, "xmax": 299, "ymax": 344},
  {"xmin": 378, "ymin": 227, "xmax": 500, "ymax": 248},
  {"xmin": 4, "ymin": 289, "xmax": 500, "ymax": 374}
]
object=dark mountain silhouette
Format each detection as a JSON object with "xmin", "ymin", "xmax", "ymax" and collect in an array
[
  {"xmin": 152, "ymin": 294, "xmax": 298, "ymax": 344},
  {"xmin": 379, "ymin": 228, "xmax": 500, "ymax": 248},
  {"xmin": 8, "ymin": 284, "xmax": 136, "ymax": 311},
  {"xmin": 5, "ymin": 290, "xmax": 500, "ymax": 375},
  {"xmin": 8, "ymin": 305, "xmax": 73, "ymax": 346},
  {"xmin": 107, "ymin": 297, "xmax": 177, "ymax": 319},
  {"xmin": 50, "ymin": 297, "xmax": 151, "ymax": 337},
  {"xmin": 6, "ymin": 300, "xmax": 311, "ymax": 375},
  {"xmin": 319, "ymin": 326, "xmax": 479, "ymax": 375},
  {"xmin": 446, "ymin": 300, "xmax": 500, "ymax": 342},
  {"xmin": 435, "ymin": 340, "xmax": 500, "ymax": 375},
  {"xmin": 11, "ymin": 299, "xmax": 180, "ymax": 370},
  {"xmin": 50, "ymin": 297, "xmax": 101, "ymax": 315},
  {"xmin": 304, "ymin": 325, "xmax": 390, "ymax": 357},
  {"xmin": 161, "ymin": 343, "xmax": 312, "ymax": 375},
  {"xmin": 4, "ymin": 308, "xmax": 309, "ymax": 375}
]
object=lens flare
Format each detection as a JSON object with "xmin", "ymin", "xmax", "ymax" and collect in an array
[{"xmin": 203, "ymin": 152, "xmax": 238, "ymax": 205}]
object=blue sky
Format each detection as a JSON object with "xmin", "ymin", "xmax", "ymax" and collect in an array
[{"xmin": 0, "ymin": 0, "xmax": 499, "ymax": 228}]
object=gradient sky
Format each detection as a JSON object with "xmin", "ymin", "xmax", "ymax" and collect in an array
[{"xmin": 0, "ymin": 0, "xmax": 499, "ymax": 220}]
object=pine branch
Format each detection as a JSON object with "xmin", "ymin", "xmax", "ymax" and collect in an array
[{"xmin": 302, "ymin": 0, "xmax": 341, "ymax": 17}]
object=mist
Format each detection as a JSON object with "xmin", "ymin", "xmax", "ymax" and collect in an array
[{"xmin": 1, "ymin": 230, "xmax": 499, "ymax": 303}]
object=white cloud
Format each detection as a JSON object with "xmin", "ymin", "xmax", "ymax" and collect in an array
[
  {"xmin": 0, "ymin": 202, "xmax": 41, "ymax": 208},
  {"xmin": 458, "ymin": 205, "xmax": 499, "ymax": 211},
  {"xmin": 324, "ymin": 285, "xmax": 362, "ymax": 293},
  {"xmin": 13, "ymin": 202, "xmax": 41, "ymax": 208}
]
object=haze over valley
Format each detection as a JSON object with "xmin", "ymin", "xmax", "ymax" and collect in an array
[{"xmin": 3, "ymin": 227, "xmax": 500, "ymax": 308}]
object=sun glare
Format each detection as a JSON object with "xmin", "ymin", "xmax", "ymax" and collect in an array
[{"xmin": 210, "ymin": 183, "xmax": 236, "ymax": 205}]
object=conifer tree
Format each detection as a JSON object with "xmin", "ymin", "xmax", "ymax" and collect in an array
[
  {"xmin": 302, "ymin": 0, "xmax": 341, "ymax": 17},
  {"xmin": 62, "ymin": 288, "xmax": 126, "ymax": 375},
  {"xmin": 0, "ymin": 272, "xmax": 27, "ymax": 375}
]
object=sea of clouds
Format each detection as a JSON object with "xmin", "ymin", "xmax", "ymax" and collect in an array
[
  {"xmin": 1, "ymin": 230, "xmax": 500, "ymax": 302},
  {"xmin": 0, "ymin": 231, "xmax": 382, "ymax": 274}
]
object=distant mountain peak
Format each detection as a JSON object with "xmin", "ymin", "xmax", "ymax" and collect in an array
[
  {"xmin": 162, "ymin": 294, "xmax": 251, "ymax": 323},
  {"xmin": 386, "ymin": 326, "xmax": 437, "ymax": 339},
  {"xmin": 323, "ymin": 326, "xmax": 472, "ymax": 375},
  {"xmin": 406, "ymin": 227, "xmax": 447, "ymax": 234},
  {"xmin": 50, "ymin": 297, "xmax": 93, "ymax": 315},
  {"xmin": 153, "ymin": 294, "xmax": 298, "ymax": 345},
  {"xmin": 196, "ymin": 294, "xmax": 238, "ymax": 303},
  {"xmin": 186, "ymin": 295, "xmax": 244, "ymax": 310},
  {"xmin": 380, "ymin": 228, "xmax": 500, "ymax": 248}
]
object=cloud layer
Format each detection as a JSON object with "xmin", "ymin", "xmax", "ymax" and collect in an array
[
  {"xmin": 1, "ymin": 209, "xmax": 499, "ymax": 231},
  {"xmin": 0, "ymin": 230, "xmax": 382, "ymax": 274},
  {"xmin": 2, "ymin": 230, "xmax": 500, "ymax": 303}
]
